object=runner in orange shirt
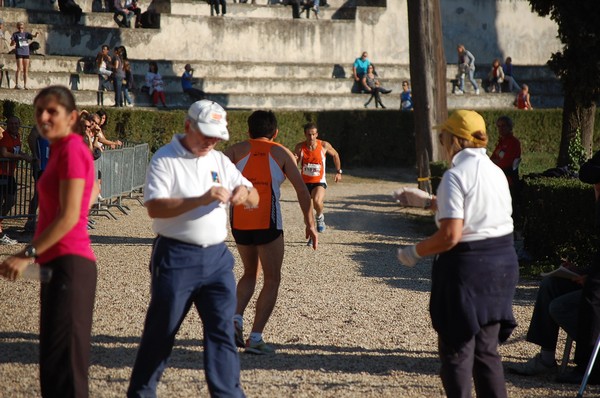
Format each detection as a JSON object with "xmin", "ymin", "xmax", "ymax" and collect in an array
[
  {"xmin": 294, "ymin": 122, "xmax": 342, "ymax": 234},
  {"xmin": 225, "ymin": 110, "xmax": 318, "ymax": 355}
]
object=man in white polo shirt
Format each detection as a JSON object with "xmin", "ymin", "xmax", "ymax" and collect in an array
[{"xmin": 128, "ymin": 100, "xmax": 258, "ymax": 398}]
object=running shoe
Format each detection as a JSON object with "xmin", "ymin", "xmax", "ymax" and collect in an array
[
  {"xmin": 234, "ymin": 320, "xmax": 245, "ymax": 348},
  {"xmin": 316, "ymin": 215, "xmax": 326, "ymax": 233},
  {"xmin": 0, "ymin": 234, "xmax": 17, "ymax": 245},
  {"xmin": 245, "ymin": 339, "xmax": 276, "ymax": 355},
  {"xmin": 454, "ymin": 89, "xmax": 464, "ymax": 95}
]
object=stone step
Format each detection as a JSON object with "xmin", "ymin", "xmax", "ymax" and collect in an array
[
  {"xmin": 0, "ymin": 86, "xmax": 562, "ymax": 110},
  {"xmin": 0, "ymin": 54, "xmax": 559, "ymax": 90},
  {"xmin": 170, "ymin": 1, "xmax": 356, "ymax": 19},
  {"xmin": 0, "ymin": 65, "xmax": 561, "ymax": 99}
]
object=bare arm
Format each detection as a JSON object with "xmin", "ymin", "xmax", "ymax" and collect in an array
[
  {"xmin": 323, "ymin": 141, "xmax": 342, "ymax": 183},
  {"xmin": 415, "ymin": 218, "xmax": 463, "ymax": 257},
  {"xmin": 362, "ymin": 76, "xmax": 371, "ymax": 91},
  {"xmin": 146, "ymin": 186, "xmax": 233, "ymax": 219},
  {"xmin": 0, "ymin": 146, "xmax": 32, "ymax": 161},
  {"xmin": 0, "ymin": 179, "xmax": 88, "ymax": 280},
  {"xmin": 275, "ymin": 146, "xmax": 318, "ymax": 249}
]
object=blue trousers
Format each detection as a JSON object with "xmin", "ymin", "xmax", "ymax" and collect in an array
[{"xmin": 128, "ymin": 237, "xmax": 245, "ymax": 398}]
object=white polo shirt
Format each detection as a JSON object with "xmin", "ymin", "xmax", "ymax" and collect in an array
[
  {"xmin": 436, "ymin": 147, "xmax": 513, "ymax": 242},
  {"xmin": 144, "ymin": 134, "xmax": 253, "ymax": 246}
]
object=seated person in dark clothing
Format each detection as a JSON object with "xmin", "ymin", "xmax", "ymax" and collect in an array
[
  {"xmin": 556, "ymin": 150, "xmax": 600, "ymax": 385},
  {"xmin": 58, "ymin": 0, "xmax": 83, "ymax": 25},
  {"xmin": 181, "ymin": 64, "xmax": 205, "ymax": 101}
]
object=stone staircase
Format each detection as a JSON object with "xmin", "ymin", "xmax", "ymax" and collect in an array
[{"xmin": 0, "ymin": 2, "xmax": 564, "ymax": 110}]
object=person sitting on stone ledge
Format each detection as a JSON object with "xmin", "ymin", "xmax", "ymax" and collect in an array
[
  {"xmin": 362, "ymin": 64, "xmax": 391, "ymax": 109},
  {"xmin": 181, "ymin": 64, "xmax": 206, "ymax": 101},
  {"xmin": 503, "ymin": 56, "xmax": 521, "ymax": 93},
  {"xmin": 58, "ymin": 0, "xmax": 83, "ymax": 25},
  {"xmin": 114, "ymin": 0, "xmax": 134, "ymax": 27}
]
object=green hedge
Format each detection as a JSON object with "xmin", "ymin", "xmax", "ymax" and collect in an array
[
  {"xmin": 521, "ymin": 176, "xmax": 597, "ymax": 266},
  {"xmin": 4, "ymin": 100, "xmax": 600, "ymax": 173}
]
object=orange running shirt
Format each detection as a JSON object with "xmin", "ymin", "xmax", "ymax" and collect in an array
[
  {"xmin": 299, "ymin": 139, "xmax": 327, "ymax": 184},
  {"xmin": 231, "ymin": 139, "xmax": 286, "ymax": 230}
]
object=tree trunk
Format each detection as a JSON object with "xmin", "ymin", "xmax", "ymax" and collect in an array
[
  {"xmin": 557, "ymin": 91, "xmax": 596, "ymax": 167},
  {"xmin": 407, "ymin": 0, "xmax": 447, "ymax": 192}
]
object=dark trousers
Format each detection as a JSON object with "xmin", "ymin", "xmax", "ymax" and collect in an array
[
  {"xmin": 364, "ymin": 88, "xmax": 384, "ymax": 108},
  {"xmin": 0, "ymin": 175, "xmax": 16, "ymax": 217},
  {"xmin": 439, "ymin": 323, "xmax": 507, "ymax": 398},
  {"xmin": 575, "ymin": 255, "xmax": 600, "ymax": 381},
  {"xmin": 212, "ymin": 0, "xmax": 227, "ymax": 15},
  {"xmin": 526, "ymin": 276, "xmax": 581, "ymax": 349},
  {"xmin": 40, "ymin": 255, "xmax": 97, "ymax": 398},
  {"xmin": 113, "ymin": 77, "xmax": 123, "ymax": 107},
  {"xmin": 127, "ymin": 238, "xmax": 245, "ymax": 398}
]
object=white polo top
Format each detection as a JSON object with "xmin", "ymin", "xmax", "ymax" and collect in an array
[
  {"xmin": 144, "ymin": 134, "xmax": 253, "ymax": 246},
  {"xmin": 436, "ymin": 147, "xmax": 514, "ymax": 242}
]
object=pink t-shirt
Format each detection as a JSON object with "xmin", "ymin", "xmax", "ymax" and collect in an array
[{"xmin": 35, "ymin": 134, "xmax": 96, "ymax": 264}]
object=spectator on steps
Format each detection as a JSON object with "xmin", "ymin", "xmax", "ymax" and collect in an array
[
  {"xmin": 455, "ymin": 44, "xmax": 479, "ymax": 95},
  {"xmin": 125, "ymin": 0, "xmax": 142, "ymax": 28},
  {"xmin": 145, "ymin": 61, "xmax": 167, "ymax": 108},
  {"xmin": 362, "ymin": 64, "xmax": 391, "ymax": 109},
  {"xmin": 514, "ymin": 84, "xmax": 533, "ymax": 110},
  {"xmin": 211, "ymin": 0, "xmax": 227, "ymax": 16},
  {"xmin": 114, "ymin": 0, "xmax": 134, "ymax": 27},
  {"xmin": 400, "ymin": 80, "xmax": 413, "ymax": 111},
  {"xmin": 122, "ymin": 59, "xmax": 134, "ymax": 106},
  {"xmin": 181, "ymin": 64, "xmax": 205, "ymax": 101},
  {"xmin": 96, "ymin": 45, "xmax": 113, "ymax": 91},
  {"xmin": 487, "ymin": 58, "xmax": 505, "ymax": 93},
  {"xmin": 112, "ymin": 46, "xmax": 125, "ymax": 107},
  {"xmin": 58, "ymin": 0, "xmax": 83, "ymax": 25},
  {"xmin": 10, "ymin": 22, "xmax": 39, "ymax": 90},
  {"xmin": 503, "ymin": 57, "xmax": 521, "ymax": 93},
  {"xmin": 352, "ymin": 51, "xmax": 370, "ymax": 93}
]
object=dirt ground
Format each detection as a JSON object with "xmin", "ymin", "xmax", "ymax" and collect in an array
[{"xmin": 0, "ymin": 168, "xmax": 596, "ymax": 397}]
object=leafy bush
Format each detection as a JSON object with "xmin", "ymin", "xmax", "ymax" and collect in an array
[{"xmin": 521, "ymin": 176, "xmax": 597, "ymax": 266}]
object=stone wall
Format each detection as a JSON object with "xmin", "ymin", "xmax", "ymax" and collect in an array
[{"xmin": 11, "ymin": 0, "xmax": 561, "ymax": 65}]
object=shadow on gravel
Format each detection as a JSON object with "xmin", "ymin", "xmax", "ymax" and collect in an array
[
  {"xmin": 0, "ymin": 331, "xmax": 440, "ymax": 377},
  {"xmin": 89, "ymin": 235, "xmax": 155, "ymax": 245}
]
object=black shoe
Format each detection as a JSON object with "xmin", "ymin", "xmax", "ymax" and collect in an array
[{"xmin": 381, "ymin": 89, "xmax": 392, "ymax": 94}]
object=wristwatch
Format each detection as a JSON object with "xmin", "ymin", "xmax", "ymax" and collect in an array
[
  {"xmin": 23, "ymin": 244, "xmax": 37, "ymax": 258},
  {"xmin": 337, "ymin": 169, "xmax": 343, "ymax": 174}
]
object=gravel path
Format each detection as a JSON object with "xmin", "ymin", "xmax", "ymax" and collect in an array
[{"xmin": 0, "ymin": 168, "xmax": 594, "ymax": 397}]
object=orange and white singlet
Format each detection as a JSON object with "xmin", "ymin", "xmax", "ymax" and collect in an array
[
  {"xmin": 231, "ymin": 139, "xmax": 286, "ymax": 230},
  {"xmin": 299, "ymin": 139, "xmax": 327, "ymax": 184}
]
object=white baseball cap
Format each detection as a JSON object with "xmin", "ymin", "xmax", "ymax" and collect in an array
[{"xmin": 187, "ymin": 100, "xmax": 229, "ymax": 141}]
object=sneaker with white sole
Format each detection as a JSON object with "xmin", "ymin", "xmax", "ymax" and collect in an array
[
  {"xmin": 316, "ymin": 215, "xmax": 326, "ymax": 233},
  {"xmin": 0, "ymin": 233, "xmax": 17, "ymax": 245},
  {"xmin": 245, "ymin": 338, "xmax": 276, "ymax": 355},
  {"xmin": 475, "ymin": 88, "xmax": 480, "ymax": 95},
  {"xmin": 454, "ymin": 89, "xmax": 464, "ymax": 95},
  {"xmin": 234, "ymin": 320, "xmax": 245, "ymax": 348},
  {"xmin": 508, "ymin": 353, "xmax": 557, "ymax": 376}
]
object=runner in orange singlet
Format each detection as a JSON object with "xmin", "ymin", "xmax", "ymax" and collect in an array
[
  {"xmin": 225, "ymin": 110, "xmax": 318, "ymax": 355},
  {"xmin": 294, "ymin": 122, "xmax": 342, "ymax": 234}
]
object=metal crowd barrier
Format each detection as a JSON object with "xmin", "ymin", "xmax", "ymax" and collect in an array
[
  {"xmin": 0, "ymin": 158, "xmax": 36, "ymax": 220},
  {"xmin": 91, "ymin": 143, "xmax": 150, "ymax": 219},
  {"xmin": 0, "ymin": 142, "xmax": 149, "ymax": 223}
]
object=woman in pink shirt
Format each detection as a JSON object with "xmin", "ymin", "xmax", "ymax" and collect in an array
[{"xmin": 0, "ymin": 85, "xmax": 99, "ymax": 397}]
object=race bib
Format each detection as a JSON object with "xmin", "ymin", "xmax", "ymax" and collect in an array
[
  {"xmin": 302, "ymin": 163, "xmax": 321, "ymax": 177},
  {"xmin": 19, "ymin": 39, "xmax": 28, "ymax": 48}
]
